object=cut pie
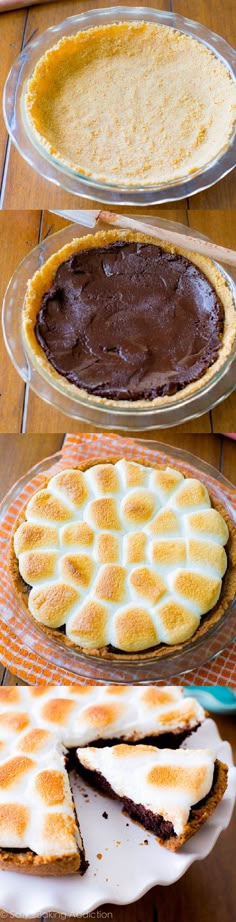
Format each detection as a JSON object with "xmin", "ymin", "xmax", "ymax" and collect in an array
[
  {"xmin": 25, "ymin": 21, "xmax": 236, "ymax": 186},
  {"xmin": 76, "ymin": 744, "xmax": 228, "ymax": 851},
  {"xmin": 0, "ymin": 685, "xmax": 209, "ymax": 872},
  {"xmin": 0, "ymin": 715, "xmax": 87, "ymax": 875},
  {"xmin": 11, "ymin": 458, "xmax": 236, "ymax": 658},
  {"xmin": 22, "ymin": 230, "xmax": 236, "ymax": 408}
]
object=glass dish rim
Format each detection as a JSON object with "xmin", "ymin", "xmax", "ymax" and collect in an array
[
  {"xmin": 2, "ymin": 217, "xmax": 236, "ymax": 431},
  {"xmin": 0, "ymin": 438, "xmax": 235, "ymax": 684},
  {"xmin": 3, "ymin": 5, "xmax": 236, "ymax": 206}
]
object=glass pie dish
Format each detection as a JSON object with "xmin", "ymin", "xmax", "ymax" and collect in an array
[
  {"xmin": 0, "ymin": 438, "xmax": 235, "ymax": 684},
  {"xmin": 3, "ymin": 5, "xmax": 236, "ymax": 206},
  {"xmin": 2, "ymin": 216, "xmax": 236, "ymax": 431}
]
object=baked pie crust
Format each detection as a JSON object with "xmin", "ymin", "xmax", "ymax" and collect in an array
[
  {"xmin": 23, "ymin": 229, "xmax": 236, "ymax": 409},
  {"xmin": 25, "ymin": 21, "xmax": 236, "ymax": 186},
  {"xmin": 10, "ymin": 457, "xmax": 236, "ymax": 660}
]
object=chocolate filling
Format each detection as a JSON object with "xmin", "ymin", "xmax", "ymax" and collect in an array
[
  {"xmin": 66, "ymin": 726, "xmax": 199, "ymax": 765},
  {"xmin": 75, "ymin": 765, "xmax": 176, "ymax": 840},
  {"xmin": 35, "ymin": 242, "xmax": 224, "ymax": 400}
]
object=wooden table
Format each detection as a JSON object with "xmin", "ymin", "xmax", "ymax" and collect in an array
[
  {"xmin": 1, "ymin": 208, "xmax": 236, "ymax": 434},
  {"xmin": 0, "ymin": 707, "xmax": 235, "ymax": 922},
  {"xmin": 0, "ymin": 430, "xmax": 235, "ymax": 683}
]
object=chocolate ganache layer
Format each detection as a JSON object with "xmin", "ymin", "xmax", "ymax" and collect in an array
[{"xmin": 35, "ymin": 242, "xmax": 225, "ymax": 400}]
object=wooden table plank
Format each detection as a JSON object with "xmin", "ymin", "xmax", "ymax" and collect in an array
[
  {"xmin": 188, "ymin": 171, "xmax": 236, "ymax": 213},
  {"xmin": 0, "ymin": 9, "xmax": 26, "ymax": 188},
  {"xmin": 0, "ymin": 665, "xmax": 5, "ymax": 684},
  {"xmin": 0, "ymin": 435, "xmax": 225, "ymax": 505},
  {"xmin": 173, "ymin": 0, "xmax": 236, "ymax": 44},
  {"xmin": 0, "ymin": 433, "xmax": 62, "ymax": 500},
  {"xmin": 187, "ymin": 209, "xmax": 236, "ymax": 434},
  {"xmin": 173, "ymin": 1, "xmax": 236, "ymax": 210},
  {"xmin": 221, "ymin": 435, "xmax": 236, "ymax": 483},
  {"xmin": 212, "ymin": 393, "xmax": 236, "ymax": 434},
  {"xmin": 1, "ymin": 672, "xmax": 25, "ymax": 685},
  {"xmin": 0, "ymin": 210, "xmax": 41, "ymax": 432},
  {"xmin": 152, "ymin": 805, "xmax": 236, "ymax": 922},
  {"xmin": 187, "ymin": 209, "xmax": 236, "ymax": 261},
  {"xmin": 25, "ymin": 410, "xmax": 213, "ymax": 435}
]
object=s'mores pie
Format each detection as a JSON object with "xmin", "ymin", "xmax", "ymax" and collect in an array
[
  {"xmin": 76, "ymin": 744, "xmax": 228, "ymax": 851},
  {"xmin": 11, "ymin": 458, "xmax": 236, "ymax": 658},
  {"xmin": 23, "ymin": 231, "xmax": 236, "ymax": 408},
  {"xmin": 25, "ymin": 22, "xmax": 236, "ymax": 186},
  {"xmin": 0, "ymin": 687, "xmax": 228, "ymax": 871}
]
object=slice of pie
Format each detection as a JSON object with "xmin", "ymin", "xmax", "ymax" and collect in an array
[
  {"xmin": 76, "ymin": 744, "xmax": 228, "ymax": 851},
  {"xmin": 10, "ymin": 458, "xmax": 236, "ymax": 658},
  {"xmin": 22, "ymin": 230, "xmax": 236, "ymax": 408},
  {"xmin": 25, "ymin": 21, "xmax": 236, "ymax": 186}
]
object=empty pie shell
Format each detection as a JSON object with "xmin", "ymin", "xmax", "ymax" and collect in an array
[{"xmin": 25, "ymin": 21, "xmax": 236, "ymax": 187}]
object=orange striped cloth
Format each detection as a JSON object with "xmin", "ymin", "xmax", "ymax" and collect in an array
[{"xmin": 0, "ymin": 433, "xmax": 235, "ymax": 686}]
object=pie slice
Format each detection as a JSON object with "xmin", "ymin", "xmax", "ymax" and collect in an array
[{"xmin": 76, "ymin": 744, "xmax": 228, "ymax": 850}]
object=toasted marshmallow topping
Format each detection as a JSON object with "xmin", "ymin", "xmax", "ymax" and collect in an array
[
  {"xmin": 76, "ymin": 744, "xmax": 215, "ymax": 836},
  {"xmin": 0, "ymin": 686, "xmax": 204, "ymax": 748},
  {"xmin": 14, "ymin": 462, "xmax": 229, "ymax": 652}
]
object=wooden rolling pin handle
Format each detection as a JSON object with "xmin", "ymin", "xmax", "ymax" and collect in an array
[{"xmin": 97, "ymin": 210, "xmax": 236, "ymax": 268}]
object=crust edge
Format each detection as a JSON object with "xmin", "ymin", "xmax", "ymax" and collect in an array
[{"xmin": 0, "ymin": 850, "xmax": 82, "ymax": 876}]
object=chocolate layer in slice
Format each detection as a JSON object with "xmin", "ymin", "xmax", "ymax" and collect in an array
[{"xmin": 35, "ymin": 242, "xmax": 224, "ymax": 400}]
